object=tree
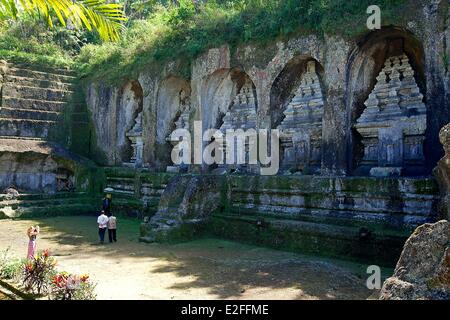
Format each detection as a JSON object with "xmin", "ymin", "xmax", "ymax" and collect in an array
[{"xmin": 0, "ymin": 0, "xmax": 127, "ymax": 41}]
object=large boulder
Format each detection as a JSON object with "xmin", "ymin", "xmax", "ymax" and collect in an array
[{"xmin": 379, "ymin": 220, "xmax": 450, "ymax": 300}]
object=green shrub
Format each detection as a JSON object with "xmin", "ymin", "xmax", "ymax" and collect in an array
[
  {"xmin": 51, "ymin": 272, "xmax": 97, "ymax": 300},
  {"xmin": 0, "ymin": 16, "xmax": 97, "ymax": 68},
  {"xmin": 77, "ymin": 0, "xmax": 407, "ymax": 84},
  {"xmin": 22, "ymin": 249, "xmax": 57, "ymax": 295},
  {"xmin": 0, "ymin": 248, "xmax": 23, "ymax": 281},
  {"xmin": 0, "ymin": 259, "xmax": 23, "ymax": 281}
]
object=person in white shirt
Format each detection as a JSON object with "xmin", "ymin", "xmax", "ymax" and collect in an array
[
  {"xmin": 97, "ymin": 211, "xmax": 109, "ymax": 244},
  {"xmin": 108, "ymin": 215, "xmax": 117, "ymax": 243}
]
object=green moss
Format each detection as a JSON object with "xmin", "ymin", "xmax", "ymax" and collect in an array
[
  {"xmin": 96, "ymin": 169, "xmax": 179, "ymax": 217},
  {"xmin": 153, "ymin": 221, "xmax": 208, "ymax": 244},
  {"xmin": 206, "ymin": 214, "xmax": 404, "ymax": 267}
]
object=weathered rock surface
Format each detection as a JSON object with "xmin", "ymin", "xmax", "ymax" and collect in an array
[
  {"xmin": 84, "ymin": 1, "xmax": 449, "ymax": 175},
  {"xmin": 379, "ymin": 220, "xmax": 450, "ymax": 300},
  {"xmin": 434, "ymin": 123, "xmax": 450, "ymax": 220},
  {"xmin": 0, "ymin": 137, "xmax": 96, "ymax": 193},
  {"xmin": 139, "ymin": 175, "xmax": 224, "ymax": 242},
  {"xmin": 3, "ymin": 187, "xmax": 19, "ymax": 200}
]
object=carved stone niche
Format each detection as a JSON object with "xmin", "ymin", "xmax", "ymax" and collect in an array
[
  {"xmin": 354, "ymin": 53, "xmax": 427, "ymax": 177},
  {"xmin": 166, "ymin": 90, "xmax": 191, "ymax": 173},
  {"xmin": 277, "ymin": 60, "xmax": 324, "ymax": 174},
  {"xmin": 218, "ymin": 79, "xmax": 258, "ymax": 173},
  {"xmin": 124, "ymin": 111, "xmax": 144, "ymax": 168}
]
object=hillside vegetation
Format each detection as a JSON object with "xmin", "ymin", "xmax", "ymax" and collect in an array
[
  {"xmin": 77, "ymin": 0, "xmax": 407, "ymax": 83},
  {"xmin": 1, "ymin": 0, "xmax": 407, "ymax": 82}
]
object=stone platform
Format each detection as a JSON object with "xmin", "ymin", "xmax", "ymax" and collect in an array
[
  {"xmin": 102, "ymin": 167, "xmax": 175, "ymax": 217},
  {"xmin": 135, "ymin": 172, "xmax": 439, "ymax": 266},
  {"xmin": 0, "ymin": 191, "xmax": 98, "ymax": 219}
]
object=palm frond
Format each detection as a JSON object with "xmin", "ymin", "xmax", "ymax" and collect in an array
[
  {"xmin": 0, "ymin": 0, "xmax": 18, "ymax": 20},
  {"xmin": 0, "ymin": 0, "xmax": 127, "ymax": 41},
  {"xmin": 72, "ymin": 0, "xmax": 127, "ymax": 42}
]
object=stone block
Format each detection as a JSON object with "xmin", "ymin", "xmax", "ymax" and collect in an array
[
  {"xmin": 166, "ymin": 166, "xmax": 180, "ymax": 173},
  {"xmin": 370, "ymin": 167, "xmax": 403, "ymax": 177}
]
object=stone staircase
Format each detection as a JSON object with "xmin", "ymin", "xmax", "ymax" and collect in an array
[
  {"xmin": 0, "ymin": 192, "xmax": 98, "ymax": 219},
  {"xmin": 208, "ymin": 175, "xmax": 440, "ymax": 266},
  {"xmin": 0, "ymin": 61, "xmax": 98, "ymax": 218},
  {"xmin": 0, "ymin": 62, "xmax": 76, "ymax": 139}
]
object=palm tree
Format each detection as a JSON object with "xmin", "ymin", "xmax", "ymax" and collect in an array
[{"xmin": 0, "ymin": 0, "xmax": 127, "ymax": 41}]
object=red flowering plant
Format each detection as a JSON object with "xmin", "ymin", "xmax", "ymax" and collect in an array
[
  {"xmin": 22, "ymin": 249, "xmax": 57, "ymax": 295},
  {"xmin": 51, "ymin": 271, "xmax": 96, "ymax": 300}
]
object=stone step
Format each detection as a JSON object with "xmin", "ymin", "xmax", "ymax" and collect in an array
[
  {"xmin": 140, "ymin": 195, "xmax": 162, "ymax": 207},
  {"xmin": 0, "ymin": 118, "xmax": 57, "ymax": 138},
  {"xmin": 228, "ymin": 206, "xmax": 433, "ymax": 231},
  {"xmin": 0, "ymin": 135, "xmax": 43, "ymax": 141},
  {"xmin": 230, "ymin": 191, "xmax": 437, "ymax": 217},
  {"xmin": 3, "ymin": 74, "xmax": 75, "ymax": 91},
  {"xmin": 7, "ymin": 67, "xmax": 77, "ymax": 83},
  {"xmin": 0, "ymin": 192, "xmax": 89, "ymax": 201},
  {"xmin": 209, "ymin": 213, "xmax": 408, "ymax": 266},
  {"xmin": 0, "ymin": 202, "xmax": 98, "ymax": 219},
  {"xmin": 2, "ymin": 96, "xmax": 67, "ymax": 112},
  {"xmin": 0, "ymin": 107, "xmax": 61, "ymax": 122},
  {"xmin": 0, "ymin": 197, "xmax": 94, "ymax": 209},
  {"xmin": 2, "ymin": 83, "xmax": 73, "ymax": 102},
  {"xmin": 5, "ymin": 62, "xmax": 77, "ymax": 77}
]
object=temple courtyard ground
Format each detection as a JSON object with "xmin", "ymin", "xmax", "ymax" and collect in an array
[{"xmin": 0, "ymin": 216, "xmax": 384, "ymax": 300}]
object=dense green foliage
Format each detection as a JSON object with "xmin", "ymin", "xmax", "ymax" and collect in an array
[
  {"xmin": 0, "ymin": 0, "xmax": 408, "ymax": 81},
  {"xmin": 0, "ymin": 16, "xmax": 101, "ymax": 68},
  {"xmin": 0, "ymin": 0, "xmax": 126, "ymax": 68},
  {"xmin": 77, "ymin": 0, "xmax": 406, "ymax": 83},
  {"xmin": 0, "ymin": 248, "xmax": 22, "ymax": 280}
]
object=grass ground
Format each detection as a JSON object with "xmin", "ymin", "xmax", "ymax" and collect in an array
[{"xmin": 0, "ymin": 216, "xmax": 385, "ymax": 300}]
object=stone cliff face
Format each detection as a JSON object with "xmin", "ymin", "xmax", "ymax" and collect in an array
[
  {"xmin": 139, "ymin": 174, "xmax": 224, "ymax": 242},
  {"xmin": 85, "ymin": 0, "xmax": 449, "ymax": 178},
  {"xmin": 68, "ymin": 1, "xmax": 450, "ymax": 264},
  {"xmin": 0, "ymin": 61, "xmax": 95, "ymax": 193}
]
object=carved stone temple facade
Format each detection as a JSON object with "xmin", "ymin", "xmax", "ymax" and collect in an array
[
  {"xmin": 218, "ymin": 80, "xmax": 258, "ymax": 173},
  {"xmin": 166, "ymin": 90, "xmax": 192, "ymax": 172},
  {"xmin": 85, "ymin": 5, "xmax": 449, "ymax": 179},
  {"xmin": 277, "ymin": 60, "xmax": 325, "ymax": 174},
  {"xmin": 125, "ymin": 112, "xmax": 144, "ymax": 168},
  {"xmin": 354, "ymin": 54, "xmax": 427, "ymax": 177}
]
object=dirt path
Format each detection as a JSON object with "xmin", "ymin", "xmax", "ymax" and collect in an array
[{"xmin": 0, "ymin": 216, "xmax": 374, "ymax": 300}]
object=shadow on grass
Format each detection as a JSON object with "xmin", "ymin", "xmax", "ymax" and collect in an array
[{"xmin": 4, "ymin": 216, "xmax": 374, "ymax": 300}]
